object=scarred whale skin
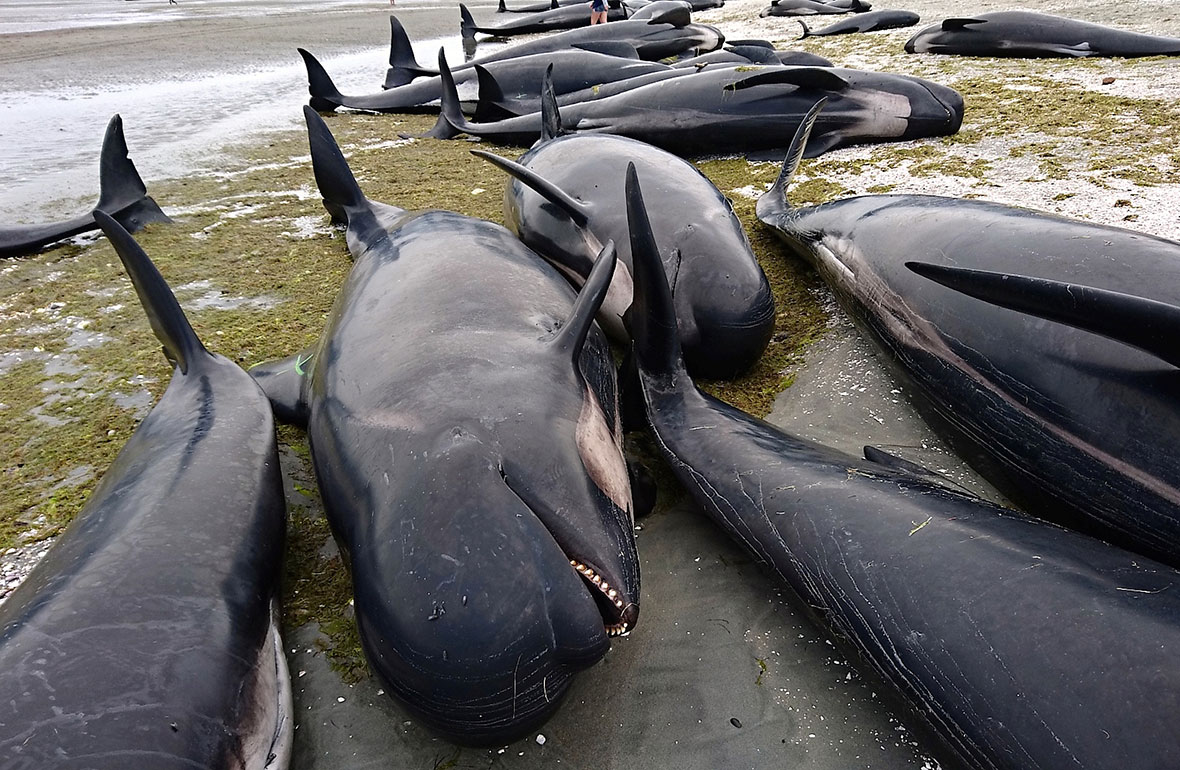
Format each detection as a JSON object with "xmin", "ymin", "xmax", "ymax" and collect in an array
[
  {"xmin": 0, "ymin": 115, "xmax": 170, "ymax": 259},
  {"xmin": 248, "ymin": 107, "xmax": 639, "ymax": 745},
  {"xmin": 475, "ymin": 131, "xmax": 775, "ymax": 379},
  {"xmin": 624, "ymin": 160, "xmax": 1180, "ymax": 770},
  {"xmin": 755, "ymin": 101, "xmax": 1180, "ymax": 568},
  {"xmin": 905, "ymin": 10, "xmax": 1180, "ymax": 58},
  {"xmin": 0, "ymin": 214, "xmax": 290, "ymax": 768}
]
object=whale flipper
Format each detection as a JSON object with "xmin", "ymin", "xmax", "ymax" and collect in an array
[
  {"xmin": 249, "ymin": 349, "xmax": 315, "ymax": 426},
  {"xmin": 906, "ymin": 261, "xmax": 1180, "ymax": 369}
]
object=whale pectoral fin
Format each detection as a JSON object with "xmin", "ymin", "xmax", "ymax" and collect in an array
[
  {"xmin": 862, "ymin": 445, "xmax": 969, "ymax": 493},
  {"xmin": 905, "ymin": 261, "xmax": 1180, "ymax": 370},
  {"xmin": 249, "ymin": 348, "xmax": 315, "ymax": 427},
  {"xmin": 940, "ymin": 17, "xmax": 986, "ymax": 30},
  {"xmin": 1049, "ymin": 42, "xmax": 1093, "ymax": 57},
  {"xmin": 627, "ymin": 458, "xmax": 657, "ymax": 519}
]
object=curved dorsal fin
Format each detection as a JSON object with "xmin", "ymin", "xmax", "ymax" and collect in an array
[
  {"xmin": 905, "ymin": 261, "xmax": 1180, "ymax": 369},
  {"xmin": 460, "ymin": 3, "xmax": 478, "ymax": 40},
  {"xmin": 540, "ymin": 64, "xmax": 564, "ymax": 142},
  {"xmin": 553, "ymin": 241, "xmax": 617, "ymax": 363},
  {"xmin": 419, "ymin": 48, "xmax": 470, "ymax": 140},
  {"xmin": 471, "ymin": 150, "xmax": 592, "ymax": 228},
  {"xmin": 95, "ymin": 115, "xmax": 149, "ymax": 213},
  {"xmin": 755, "ymin": 97, "xmax": 825, "ymax": 222},
  {"xmin": 796, "ymin": 19, "xmax": 811, "ymax": 39},
  {"xmin": 625, "ymin": 163, "xmax": 686, "ymax": 380},
  {"xmin": 384, "ymin": 16, "xmax": 436, "ymax": 88},
  {"xmin": 94, "ymin": 211, "xmax": 207, "ymax": 375},
  {"xmin": 472, "ymin": 65, "xmax": 519, "ymax": 123}
]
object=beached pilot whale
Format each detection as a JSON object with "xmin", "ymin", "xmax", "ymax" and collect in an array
[
  {"xmin": 760, "ymin": 0, "xmax": 869, "ymax": 18},
  {"xmin": 797, "ymin": 9, "xmax": 919, "ymax": 37},
  {"xmin": 425, "ymin": 49, "xmax": 963, "ymax": 159},
  {"xmin": 0, "ymin": 114, "xmax": 170, "ymax": 259},
  {"xmin": 756, "ymin": 100, "xmax": 1180, "ymax": 568},
  {"xmin": 472, "ymin": 76, "xmax": 774, "ymax": 379},
  {"xmin": 623, "ymin": 159, "xmax": 1180, "ymax": 770},
  {"xmin": 905, "ymin": 10, "xmax": 1180, "ymax": 57},
  {"xmin": 0, "ymin": 214, "xmax": 290, "ymax": 768},
  {"xmin": 248, "ymin": 106, "xmax": 640, "ymax": 745}
]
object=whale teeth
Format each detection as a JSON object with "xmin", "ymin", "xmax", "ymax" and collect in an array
[
  {"xmin": 570, "ymin": 559, "xmax": 629, "ymax": 631},
  {"xmin": 608, "ymin": 589, "xmax": 617, "ymax": 598}
]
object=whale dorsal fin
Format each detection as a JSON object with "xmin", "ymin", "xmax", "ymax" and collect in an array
[
  {"xmin": 553, "ymin": 241, "xmax": 617, "ymax": 363},
  {"xmin": 941, "ymin": 17, "xmax": 986, "ymax": 30},
  {"xmin": 300, "ymin": 48, "xmax": 346, "ymax": 112},
  {"xmin": 384, "ymin": 16, "xmax": 436, "ymax": 88},
  {"xmin": 472, "ymin": 65, "xmax": 522, "ymax": 123},
  {"xmin": 96, "ymin": 115, "xmax": 149, "ymax": 213},
  {"xmin": 418, "ymin": 48, "xmax": 470, "ymax": 140},
  {"xmin": 796, "ymin": 19, "xmax": 811, "ymax": 39},
  {"xmin": 94, "ymin": 211, "xmax": 207, "ymax": 375},
  {"xmin": 539, "ymin": 65, "xmax": 566, "ymax": 142},
  {"xmin": 460, "ymin": 4, "xmax": 478, "ymax": 40},
  {"xmin": 625, "ymin": 163, "xmax": 686, "ymax": 380},
  {"xmin": 755, "ymin": 97, "xmax": 826, "ymax": 221},
  {"xmin": 906, "ymin": 262, "xmax": 1180, "ymax": 369},
  {"xmin": 726, "ymin": 66, "xmax": 849, "ymax": 93},
  {"xmin": 471, "ymin": 150, "xmax": 593, "ymax": 228}
]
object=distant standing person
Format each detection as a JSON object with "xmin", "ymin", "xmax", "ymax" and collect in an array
[{"xmin": 590, "ymin": 0, "xmax": 607, "ymax": 24}]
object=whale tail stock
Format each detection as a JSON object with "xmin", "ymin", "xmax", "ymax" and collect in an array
[
  {"xmin": 385, "ymin": 16, "xmax": 436, "ymax": 88},
  {"xmin": 905, "ymin": 262, "xmax": 1180, "ymax": 370},
  {"xmin": 299, "ymin": 48, "xmax": 346, "ymax": 112},
  {"xmin": 93, "ymin": 211, "xmax": 207, "ymax": 375},
  {"xmin": 755, "ymin": 97, "xmax": 826, "ymax": 223},
  {"xmin": 96, "ymin": 114, "xmax": 172, "ymax": 233}
]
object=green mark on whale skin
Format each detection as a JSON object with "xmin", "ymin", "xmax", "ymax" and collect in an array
[{"xmin": 295, "ymin": 352, "xmax": 314, "ymax": 377}]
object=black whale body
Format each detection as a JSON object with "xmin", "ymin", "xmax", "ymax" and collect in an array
[
  {"xmin": 0, "ymin": 115, "xmax": 170, "ymax": 259},
  {"xmin": 623, "ymin": 157, "xmax": 1180, "ymax": 770},
  {"xmin": 905, "ymin": 10, "xmax": 1180, "ymax": 57},
  {"xmin": 427, "ymin": 52, "xmax": 963, "ymax": 159},
  {"xmin": 0, "ymin": 215, "xmax": 290, "ymax": 768},
  {"xmin": 248, "ymin": 107, "xmax": 640, "ymax": 744},
  {"xmin": 475, "ymin": 127, "xmax": 775, "ymax": 379},
  {"xmin": 756, "ymin": 101, "xmax": 1180, "ymax": 568}
]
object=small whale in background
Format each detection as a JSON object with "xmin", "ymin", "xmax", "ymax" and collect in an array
[
  {"xmin": 755, "ymin": 99, "xmax": 1180, "ymax": 568},
  {"xmin": 624, "ymin": 149, "xmax": 1180, "ymax": 770},
  {"xmin": 0, "ymin": 115, "xmax": 170, "ymax": 259},
  {"xmin": 0, "ymin": 214, "xmax": 290, "ymax": 768},
  {"xmin": 797, "ymin": 9, "xmax": 919, "ymax": 37},
  {"xmin": 760, "ymin": 0, "xmax": 870, "ymax": 18},
  {"xmin": 248, "ymin": 106, "xmax": 640, "ymax": 745},
  {"xmin": 905, "ymin": 10, "xmax": 1180, "ymax": 57}
]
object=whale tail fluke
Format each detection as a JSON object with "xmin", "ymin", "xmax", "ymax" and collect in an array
[
  {"xmin": 299, "ymin": 48, "xmax": 346, "ymax": 112},
  {"xmin": 94, "ymin": 211, "xmax": 207, "ymax": 375},
  {"xmin": 755, "ymin": 97, "xmax": 825, "ymax": 222},
  {"xmin": 96, "ymin": 115, "xmax": 171, "ymax": 233},
  {"xmin": 384, "ymin": 16, "xmax": 436, "ymax": 88},
  {"xmin": 625, "ymin": 164, "xmax": 688, "ymax": 383},
  {"xmin": 418, "ymin": 49, "xmax": 470, "ymax": 139},
  {"xmin": 905, "ymin": 262, "xmax": 1180, "ymax": 370}
]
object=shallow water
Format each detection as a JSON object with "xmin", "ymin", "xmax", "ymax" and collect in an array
[{"xmin": 0, "ymin": 0, "xmax": 479, "ymax": 222}]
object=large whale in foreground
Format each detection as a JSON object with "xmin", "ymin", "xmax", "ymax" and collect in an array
[
  {"xmin": 0, "ymin": 115, "xmax": 170, "ymax": 259},
  {"xmin": 0, "ymin": 214, "xmax": 290, "ymax": 768},
  {"xmin": 756, "ymin": 100, "xmax": 1180, "ymax": 568},
  {"xmin": 623, "ymin": 159, "xmax": 1180, "ymax": 770},
  {"xmin": 248, "ymin": 107, "xmax": 640, "ymax": 744},
  {"xmin": 905, "ymin": 10, "xmax": 1180, "ymax": 57}
]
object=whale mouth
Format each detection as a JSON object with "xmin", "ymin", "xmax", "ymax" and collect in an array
[{"xmin": 569, "ymin": 557, "xmax": 637, "ymax": 636}]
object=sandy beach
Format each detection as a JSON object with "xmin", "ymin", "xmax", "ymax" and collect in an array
[{"xmin": 2, "ymin": 0, "xmax": 1180, "ymax": 766}]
